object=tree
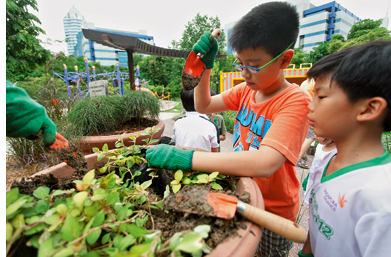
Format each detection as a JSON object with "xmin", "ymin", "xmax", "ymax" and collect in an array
[
  {"xmin": 291, "ymin": 47, "xmax": 307, "ymax": 68},
  {"xmin": 347, "ymin": 19, "xmax": 384, "ymax": 40},
  {"xmin": 6, "ymin": 0, "xmax": 51, "ymax": 81},
  {"xmin": 306, "ymin": 41, "xmax": 330, "ymax": 64}
]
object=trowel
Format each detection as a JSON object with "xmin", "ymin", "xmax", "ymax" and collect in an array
[
  {"xmin": 165, "ymin": 188, "xmax": 308, "ymax": 243},
  {"xmin": 181, "ymin": 29, "xmax": 221, "ymax": 91}
]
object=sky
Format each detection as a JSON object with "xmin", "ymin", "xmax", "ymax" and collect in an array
[{"xmin": 31, "ymin": 0, "xmax": 391, "ymax": 54}]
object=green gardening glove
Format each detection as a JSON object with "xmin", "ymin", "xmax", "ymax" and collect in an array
[
  {"xmin": 192, "ymin": 31, "xmax": 218, "ymax": 69},
  {"xmin": 6, "ymin": 80, "xmax": 57, "ymax": 146},
  {"xmin": 146, "ymin": 144, "xmax": 194, "ymax": 171}
]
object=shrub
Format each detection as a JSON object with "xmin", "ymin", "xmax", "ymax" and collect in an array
[{"xmin": 220, "ymin": 110, "xmax": 237, "ymax": 133}]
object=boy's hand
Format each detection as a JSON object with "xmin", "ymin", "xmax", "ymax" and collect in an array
[
  {"xmin": 146, "ymin": 144, "xmax": 194, "ymax": 171},
  {"xmin": 192, "ymin": 31, "xmax": 218, "ymax": 69},
  {"xmin": 6, "ymin": 81, "xmax": 57, "ymax": 146}
]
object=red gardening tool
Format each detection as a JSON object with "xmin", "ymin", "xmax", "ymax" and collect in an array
[
  {"xmin": 47, "ymin": 132, "xmax": 77, "ymax": 161},
  {"xmin": 181, "ymin": 29, "xmax": 221, "ymax": 91},
  {"xmin": 164, "ymin": 188, "xmax": 308, "ymax": 243}
]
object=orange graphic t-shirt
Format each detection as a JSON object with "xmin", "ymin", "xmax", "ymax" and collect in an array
[{"xmin": 222, "ymin": 83, "xmax": 311, "ymax": 221}]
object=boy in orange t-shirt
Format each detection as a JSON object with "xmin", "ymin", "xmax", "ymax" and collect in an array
[{"xmin": 147, "ymin": 2, "xmax": 311, "ymax": 255}]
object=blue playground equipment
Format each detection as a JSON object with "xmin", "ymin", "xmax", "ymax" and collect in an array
[{"xmin": 52, "ymin": 57, "xmax": 141, "ymax": 98}]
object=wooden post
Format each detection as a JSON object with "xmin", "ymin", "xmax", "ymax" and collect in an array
[{"xmin": 127, "ymin": 50, "xmax": 135, "ymax": 91}]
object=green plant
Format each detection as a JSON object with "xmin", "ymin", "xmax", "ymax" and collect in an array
[
  {"xmin": 6, "ymin": 127, "xmax": 216, "ymax": 256},
  {"xmin": 220, "ymin": 110, "xmax": 237, "ymax": 133}
]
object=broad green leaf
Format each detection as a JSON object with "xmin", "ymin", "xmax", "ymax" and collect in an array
[
  {"xmin": 84, "ymin": 216, "xmax": 95, "ymax": 236},
  {"xmin": 48, "ymin": 219, "xmax": 63, "ymax": 232},
  {"xmin": 194, "ymin": 225, "xmax": 211, "ymax": 239},
  {"xmin": 83, "ymin": 169, "xmax": 95, "ymax": 185},
  {"xmin": 106, "ymin": 192, "xmax": 119, "ymax": 205},
  {"xmin": 33, "ymin": 186, "xmax": 50, "ymax": 200},
  {"xmin": 38, "ymin": 238, "xmax": 56, "ymax": 257},
  {"xmin": 56, "ymin": 204, "xmax": 68, "ymax": 216},
  {"xmin": 35, "ymin": 200, "xmax": 50, "ymax": 214},
  {"xmin": 210, "ymin": 182, "xmax": 223, "ymax": 190},
  {"xmin": 6, "ymin": 187, "xmax": 19, "ymax": 207},
  {"xmin": 141, "ymin": 180, "xmax": 152, "ymax": 191},
  {"xmin": 196, "ymin": 174, "xmax": 208, "ymax": 184},
  {"xmin": 172, "ymin": 184, "xmax": 181, "ymax": 193},
  {"xmin": 102, "ymin": 233, "xmax": 111, "ymax": 244},
  {"xmin": 117, "ymin": 206, "xmax": 128, "ymax": 221},
  {"xmin": 175, "ymin": 232, "xmax": 203, "ymax": 253},
  {"xmin": 84, "ymin": 202, "xmax": 98, "ymax": 217},
  {"xmin": 43, "ymin": 213, "xmax": 60, "ymax": 225},
  {"xmin": 126, "ymin": 159, "xmax": 135, "ymax": 169},
  {"xmin": 208, "ymin": 172, "xmax": 219, "ymax": 181},
  {"xmin": 118, "ymin": 234, "xmax": 136, "ymax": 251},
  {"xmin": 182, "ymin": 177, "xmax": 192, "ymax": 185},
  {"xmin": 24, "ymin": 223, "xmax": 44, "ymax": 236},
  {"xmin": 102, "ymin": 143, "xmax": 109, "ymax": 152},
  {"xmin": 91, "ymin": 188, "xmax": 108, "ymax": 201},
  {"xmin": 163, "ymin": 185, "xmax": 170, "ymax": 199},
  {"xmin": 61, "ymin": 215, "xmax": 80, "ymax": 242},
  {"xmin": 25, "ymin": 215, "xmax": 40, "ymax": 224},
  {"xmin": 6, "ymin": 222, "xmax": 13, "ymax": 241},
  {"xmin": 100, "ymin": 165, "xmax": 108, "ymax": 173},
  {"xmin": 51, "ymin": 190, "xmax": 66, "ymax": 198},
  {"xmin": 73, "ymin": 191, "xmax": 88, "ymax": 208},
  {"xmin": 113, "ymin": 235, "xmax": 124, "ymax": 248},
  {"xmin": 26, "ymin": 235, "xmax": 40, "ymax": 248},
  {"xmin": 92, "ymin": 147, "xmax": 100, "ymax": 153},
  {"xmin": 129, "ymin": 242, "xmax": 152, "ymax": 255},
  {"xmin": 92, "ymin": 210, "xmax": 106, "ymax": 227},
  {"xmin": 127, "ymin": 224, "xmax": 148, "ymax": 238},
  {"xmin": 86, "ymin": 228, "xmax": 102, "ymax": 245},
  {"xmin": 12, "ymin": 213, "xmax": 26, "ymax": 228},
  {"xmin": 53, "ymin": 245, "xmax": 76, "ymax": 257},
  {"xmin": 6, "ymin": 198, "xmax": 27, "ymax": 217},
  {"xmin": 174, "ymin": 170, "xmax": 183, "ymax": 181}
]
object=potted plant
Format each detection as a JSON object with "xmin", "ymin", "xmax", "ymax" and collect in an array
[
  {"xmin": 7, "ymin": 128, "xmax": 264, "ymax": 256},
  {"xmin": 62, "ymin": 91, "xmax": 164, "ymax": 155}
]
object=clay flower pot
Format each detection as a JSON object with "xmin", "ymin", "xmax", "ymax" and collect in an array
[
  {"xmin": 33, "ymin": 149, "xmax": 264, "ymax": 257},
  {"xmin": 78, "ymin": 119, "xmax": 165, "ymax": 155}
]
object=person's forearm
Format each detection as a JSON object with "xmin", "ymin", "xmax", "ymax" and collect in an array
[
  {"xmin": 220, "ymin": 135, "xmax": 226, "ymax": 141},
  {"xmin": 300, "ymin": 232, "xmax": 313, "ymax": 255},
  {"xmin": 191, "ymin": 146, "xmax": 286, "ymax": 177},
  {"xmin": 194, "ymin": 69, "xmax": 212, "ymax": 113}
]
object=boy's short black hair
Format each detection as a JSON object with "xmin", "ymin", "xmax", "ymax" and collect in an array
[
  {"xmin": 229, "ymin": 1, "xmax": 299, "ymax": 57},
  {"xmin": 308, "ymin": 41, "xmax": 391, "ymax": 131},
  {"xmin": 181, "ymin": 89, "xmax": 216, "ymax": 112},
  {"xmin": 332, "ymin": 41, "xmax": 391, "ymax": 131}
]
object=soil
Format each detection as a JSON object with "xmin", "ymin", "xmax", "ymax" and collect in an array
[
  {"xmin": 90, "ymin": 118, "xmax": 158, "ymax": 136},
  {"xmin": 9, "ymin": 158, "xmax": 249, "ymax": 256},
  {"xmin": 181, "ymin": 66, "xmax": 203, "ymax": 91}
]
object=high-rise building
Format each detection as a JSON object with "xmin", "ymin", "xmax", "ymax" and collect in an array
[
  {"xmin": 63, "ymin": 6, "xmax": 84, "ymax": 55},
  {"xmin": 224, "ymin": 0, "xmax": 361, "ymax": 54},
  {"xmin": 63, "ymin": 6, "xmax": 154, "ymax": 67}
]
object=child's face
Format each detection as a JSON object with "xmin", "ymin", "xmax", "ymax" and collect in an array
[
  {"xmin": 308, "ymin": 73, "xmax": 358, "ymax": 141},
  {"xmin": 236, "ymin": 47, "xmax": 284, "ymax": 92}
]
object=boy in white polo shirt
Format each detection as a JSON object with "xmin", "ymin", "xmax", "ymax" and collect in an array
[
  {"xmin": 299, "ymin": 41, "xmax": 391, "ymax": 257},
  {"xmin": 173, "ymin": 89, "xmax": 219, "ymax": 152}
]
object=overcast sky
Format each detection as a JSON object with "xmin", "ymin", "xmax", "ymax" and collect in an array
[{"xmin": 30, "ymin": 0, "xmax": 391, "ymax": 54}]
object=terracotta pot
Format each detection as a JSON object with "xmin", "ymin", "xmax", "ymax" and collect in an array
[
  {"xmin": 33, "ymin": 150, "xmax": 264, "ymax": 257},
  {"xmin": 77, "ymin": 119, "xmax": 165, "ymax": 155}
]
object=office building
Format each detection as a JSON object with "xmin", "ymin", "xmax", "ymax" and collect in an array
[{"xmin": 63, "ymin": 6, "xmax": 84, "ymax": 55}]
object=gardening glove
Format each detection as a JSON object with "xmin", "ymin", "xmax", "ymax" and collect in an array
[
  {"xmin": 146, "ymin": 144, "xmax": 194, "ymax": 171},
  {"xmin": 192, "ymin": 31, "xmax": 218, "ymax": 69},
  {"xmin": 6, "ymin": 80, "xmax": 57, "ymax": 146}
]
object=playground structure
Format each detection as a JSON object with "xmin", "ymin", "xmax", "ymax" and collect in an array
[
  {"xmin": 219, "ymin": 63, "xmax": 312, "ymax": 93},
  {"xmin": 52, "ymin": 58, "xmax": 149, "ymax": 98}
]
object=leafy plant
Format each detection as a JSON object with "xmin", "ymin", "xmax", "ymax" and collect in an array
[
  {"xmin": 6, "ymin": 126, "xmax": 214, "ymax": 256},
  {"xmin": 171, "ymin": 170, "xmax": 228, "ymax": 193}
]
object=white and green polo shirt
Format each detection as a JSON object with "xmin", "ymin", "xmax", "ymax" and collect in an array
[{"xmin": 308, "ymin": 151, "xmax": 391, "ymax": 256}]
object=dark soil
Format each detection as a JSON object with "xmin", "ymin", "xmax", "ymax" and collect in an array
[
  {"xmin": 90, "ymin": 118, "xmax": 159, "ymax": 136},
  {"xmin": 181, "ymin": 66, "xmax": 204, "ymax": 91}
]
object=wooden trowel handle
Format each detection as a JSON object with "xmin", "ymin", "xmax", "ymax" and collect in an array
[
  {"xmin": 239, "ymin": 201, "xmax": 308, "ymax": 243},
  {"xmin": 211, "ymin": 28, "xmax": 221, "ymax": 40}
]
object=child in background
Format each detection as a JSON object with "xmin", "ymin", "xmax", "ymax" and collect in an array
[
  {"xmin": 302, "ymin": 137, "xmax": 337, "ymax": 205},
  {"xmin": 147, "ymin": 2, "xmax": 311, "ymax": 255},
  {"xmin": 173, "ymin": 89, "xmax": 219, "ymax": 152},
  {"xmin": 299, "ymin": 41, "xmax": 391, "ymax": 257},
  {"xmin": 208, "ymin": 113, "xmax": 227, "ymax": 152}
]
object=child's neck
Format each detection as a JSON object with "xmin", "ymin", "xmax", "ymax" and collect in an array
[
  {"xmin": 322, "ymin": 142, "xmax": 336, "ymax": 152},
  {"xmin": 255, "ymin": 77, "xmax": 291, "ymax": 104},
  {"xmin": 325, "ymin": 134, "xmax": 385, "ymax": 176}
]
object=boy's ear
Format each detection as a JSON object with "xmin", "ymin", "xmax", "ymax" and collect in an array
[
  {"xmin": 356, "ymin": 97, "xmax": 387, "ymax": 123},
  {"xmin": 279, "ymin": 49, "xmax": 294, "ymax": 69}
]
